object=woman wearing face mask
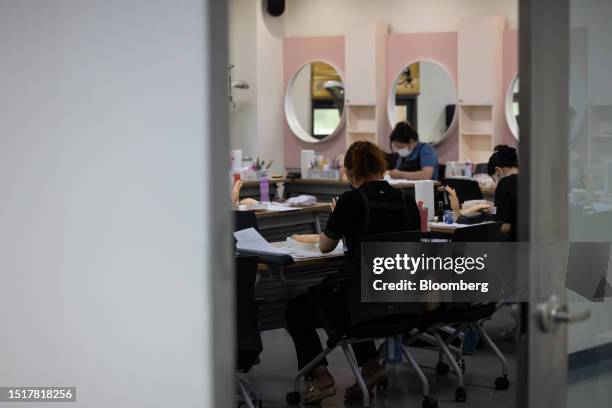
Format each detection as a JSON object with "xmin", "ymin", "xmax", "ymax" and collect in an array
[
  {"xmin": 488, "ymin": 145, "xmax": 519, "ymax": 242},
  {"xmin": 387, "ymin": 121, "xmax": 439, "ymax": 180}
]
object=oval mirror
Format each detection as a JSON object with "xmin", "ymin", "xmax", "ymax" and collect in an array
[
  {"xmin": 506, "ymin": 70, "xmax": 586, "ymax": 141},
  {"xmin": 387, "ymin": 60, "xmax": 457, "ymax": 145},
  {"xmin": 285, "ymin": 61, "xmax": 345, "ymax": 143},
  {"xmin": 505, "ymin": 76, "xmax": 520, "ymax": 140}
]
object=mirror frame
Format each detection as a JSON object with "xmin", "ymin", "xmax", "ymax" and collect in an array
[
  {"xmin": 386, "ymin": 59, "xmax": 458, "ymax": 146},
  {"xmin": 284, "ymin": 60, "xmax": 346, "ymax": 144},
  {"xmin": 505, "ymin": 75, "xmax": 520, "ymax": 140}
]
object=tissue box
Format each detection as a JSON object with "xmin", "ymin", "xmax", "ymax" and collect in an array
[{"xmin": 242, "ymin": 169, "xmax": 271, "ymax": 181}]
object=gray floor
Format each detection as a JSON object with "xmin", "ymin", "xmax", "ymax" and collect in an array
[
  {"xmin": 568, "ymin": 359, "xmax": 612, "ymax": 408},
  {"xmin": 243, "ymin": 308, "xmax": 518, "ymax": 407}
]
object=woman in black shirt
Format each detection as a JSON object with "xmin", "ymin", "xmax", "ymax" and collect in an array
[
  {"xmin": 488, "ymin": 145, "xmax": 519, "ymax": 242},
  {"xmin": 285, "ymin": 141, "xmax": 420, "ymax": 404},
  {"xmin": 445, "ymin": 145, "xmax": 519, "ymax": 241}
]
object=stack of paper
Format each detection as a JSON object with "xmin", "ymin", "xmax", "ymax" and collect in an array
[{"xmin": 233, "ymin": 228, "xmax": 344, "ymax": 260}]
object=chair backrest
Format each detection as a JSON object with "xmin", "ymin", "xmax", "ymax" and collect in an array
[
  {"xmin": 235, "ymin": 255, "xmax": 262, "ymax": 371},
  {"xmin": 474, "ymin": 163, "xmax": 489, "ymax": 175},
  {"xmin": 444, "ymin": 178, "xmax": 483, "ymax": 203},
  {"xmin": 337, "ymin": 230, "xmax": 425, "ymax": 326},
  {"xmin": 452, "ymin": 222, "xmax": 502, "ymax": 242},
  {"xmin": 234, "ymin": 210, "xmax": 258, "ymax": 232}
]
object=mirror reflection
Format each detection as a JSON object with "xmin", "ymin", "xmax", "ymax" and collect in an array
[
  {"xmin": 507, "ymin": 71, "xmax": 586, "ymax": 142},
  {"xmin": 388, "ymin": 61, "xmax": 457, "ymax": 144},
  {"xmin": 506, "ymin": 76, "xmax": 519, "ymax": 139},
  {"xmin": 287, "ymin": 61, "xmax": 345, "ymax": 142}
]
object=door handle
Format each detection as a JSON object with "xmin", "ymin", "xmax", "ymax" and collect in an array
[{"xmin": 536, "ymin": 295, "xmax": 591, "ymax": 333}]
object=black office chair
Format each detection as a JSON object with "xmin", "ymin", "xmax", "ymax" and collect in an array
[
  {"xmin": 236, "ymin": 255, "xmax": 263, "ymax": 408},
  {"xmin": 474, "ymin": 163, "xmax": 489, "ymax": 175},
  {"xmin": 444, "ymin": 178, "xmax": 483, "ymax": 204},
  {"xmin": 234, "ymin": 210, "xmax": 259, "ymax": 232},
  {"xmin": 413, "ymin": 222, "xmax": 508, "ymax": 402},
  {"xmin": 286, "ymin": 231, "xmax": 438, "ymax": 408},
  {"xmin": 452, "ymin": 222, "xmax": 502, "ymax": 243}
]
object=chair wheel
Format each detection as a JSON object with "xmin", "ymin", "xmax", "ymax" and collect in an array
[
  {"xmin": 376, "ymin": 378, "xmax": 388, "ymax": 390},
  {"xmin": 422, "ymin": 395, "xmax": 438, "ymax": 408},
  {"xmin": 455, "ymin": 386, "xmax": 467, "ymax": 402},
  {"xmin": 495, "ymin": 375, "xmax": 510, "ymax": 390},
  {"xmin": 435, "ymin": 361, "xmax": 450, "ymax": 376},
  {"xmin": 456, "ymin": 357, "xmax": 466, "ymax": 373},
  {"xmin": 286, "ymin": 391, "xmax": 301, "ymax": 405}
]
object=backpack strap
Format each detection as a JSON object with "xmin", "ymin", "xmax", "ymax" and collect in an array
[{"xmin": 357, "ymin": 186, "xmax": 371, "ymax": 234}]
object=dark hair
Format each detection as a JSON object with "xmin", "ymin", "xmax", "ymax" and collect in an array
[
  {"xmin": 344, "ymin": 141, "xmax": 387, "ymax": 182},
  {"xmin": 389, "ymin": 121, "xmax": 419, "ymax": 145},
  {"xmin": 487, "ymin": 145, "xmax": 519, "ymax": 175}
]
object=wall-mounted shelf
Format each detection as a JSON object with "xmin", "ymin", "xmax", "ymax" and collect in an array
[
  {"xmin": 458, "ymin": 105, "xmax": 494, "ymax": 162},
  {"xmin": 347, "ymin": 104, "xmax": 378, "ymax": 145},
  {"xmin": 345, "ymin": 22, "xmax": 388, "ymax": 148}
]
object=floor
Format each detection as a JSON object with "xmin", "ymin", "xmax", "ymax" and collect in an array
[
  {"xmin": 568, "ymin": 358, "xmax": 612, "ymax": 408},
  {"xmin": 241, "ymin": 308, "xmax": 518, "ymax": 408}
]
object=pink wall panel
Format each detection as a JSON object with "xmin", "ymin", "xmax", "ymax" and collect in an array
[
  {"xmin": 385, "ymin": 32, "xmax": 458, "ymax": 162},
  {"xmin": 282, "ymin": 31, "xmax": 518, "ymax": 168},
  {"xmin": 283, "ymin": 36, "xmax": 345, "ymax": 168},
  {"xmin": 501, "ymin": 29, "xmax": 519, "ymax": 148}
]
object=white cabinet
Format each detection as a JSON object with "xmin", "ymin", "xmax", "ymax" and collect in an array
[
  {"xmin": 458, "ymin": 17, "xmax": 505, "ymax": 162},
  {"xmin": 458, "ymin": 17, "xmax": 505, "ymax": 105},
  {"xmin": 345, "ymin": 22, "xmax": 388, "ymax": 145}
]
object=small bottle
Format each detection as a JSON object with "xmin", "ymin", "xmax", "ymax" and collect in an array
[
  {"xmin": 436, "ymin": 200, "xmax": 445, "ymax": 222},
  {"xmin": 417, "ymin": 201, "xmax": 428, "ymax": 232},
  {"xmin": 386, "ymin": 338, "xmax": 403, "ymax": 364},
  {"xmin": 462, "ymin": 326, "xmax": 479, "ymax": 355},
  {"xmin": 259, "ymin": 176, "xmax": 269, "ymax": 202}
]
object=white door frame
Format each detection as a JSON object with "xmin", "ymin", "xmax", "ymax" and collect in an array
[
  {"xmin": 206, "ymin": 1, "xmax": 234, "ymax": 407},
  {"xmin": 518, "ymin": 0, "xmax": 570, "ymax": 406}
]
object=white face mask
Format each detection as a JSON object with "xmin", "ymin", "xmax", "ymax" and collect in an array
[{"xmin": 397, "ymin": 147, "xmax": 412, "ymax": 157}]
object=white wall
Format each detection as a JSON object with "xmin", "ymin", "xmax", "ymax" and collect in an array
[
  {"xmin": 229, "ymin": 0, "xmax": 258, "ymax": 155},
  {"xmin": 282, "ymin": 0, "xmax": 517, "ymax": 36},
  {"xmin": 0, "ymin": 1, "xmax": 227, "ymax": 406},
  {"xmin": 229, "ymin": 0, "xmax": 517, "ymax": 169}
]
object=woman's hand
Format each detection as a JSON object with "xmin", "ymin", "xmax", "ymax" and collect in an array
[
  {"xmin": 231, "ymin": 179, "xmax": 243, "ymax": 207},
  {"xmin": 444, "ymin": 186, "xmax": 461, "ymax": 218},
  {"xmin": 462, "ymin": 203, "xmax": 493, "ymax": 215}
]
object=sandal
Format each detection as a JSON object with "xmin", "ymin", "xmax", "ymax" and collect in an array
[
  {"xmin": 344, "ymin": 367, "xmax": 386, "ymax": 401},
  {"xmin": 301, "ymin": 384, "xmax": 337, "ymax": 405}
]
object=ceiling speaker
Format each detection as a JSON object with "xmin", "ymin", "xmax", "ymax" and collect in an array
[{"xmin": 266, "ymin": 0, "xmax": 285, "ymax": 17}]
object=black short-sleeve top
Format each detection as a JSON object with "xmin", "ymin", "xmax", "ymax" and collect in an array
[
  {"xmin": 324, "ymin": 180, "xmax": 421, "ymax": 258},
  {"xmin": 494, "ymin": 174, "xmax": 518, "ymax": 242}
]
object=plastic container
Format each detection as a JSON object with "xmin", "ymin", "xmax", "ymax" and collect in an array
[
  {"xmin": 444, "ymin": 210, "xmax": 454, "ymax": 224},
  {"xmin": 445, "ymin": 161, "xmax": 472, "ymax": 178},
  {"xmin": 259, "ymin": 176, "xmax": 269, "ymax": 202}
]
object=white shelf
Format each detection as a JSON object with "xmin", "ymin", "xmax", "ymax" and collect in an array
[{"xmin": 459, "ymin": 104, "xmax": 494, "ymax": 162}]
